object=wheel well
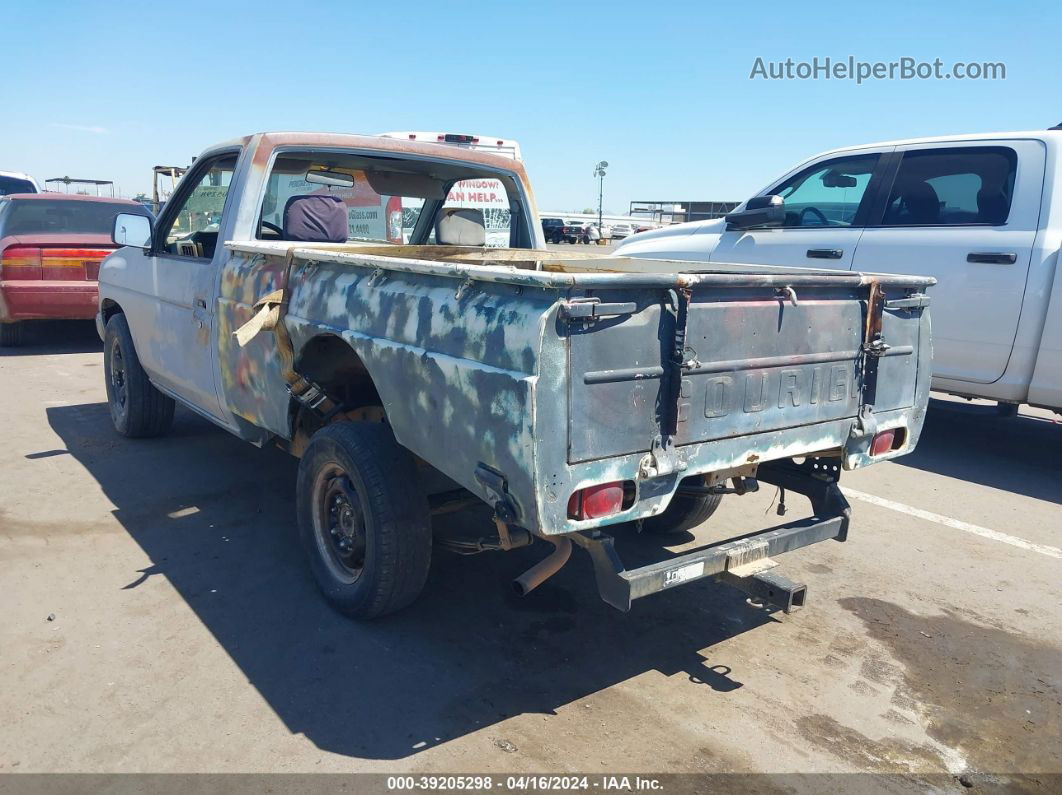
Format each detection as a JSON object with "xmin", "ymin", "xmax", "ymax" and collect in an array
[
  {"xmin": 101, "ymin": 299, "xmax": 123, "ymax": 322},
  {"xmin": 289, "ymin": 334, "xmax": 383, "ymax": 454}
]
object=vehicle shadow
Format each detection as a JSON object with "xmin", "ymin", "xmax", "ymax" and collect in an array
[
  {"xmin": 47, "ymin": 402, "xmax": 776, "ymax": 761},
  {"xmin": 892, "ymin": 398, "xmax": 1062, "ymax": 504},
  {"xmin": 0, "ymin": 320, "xmax": 101, "ymax": 356}
]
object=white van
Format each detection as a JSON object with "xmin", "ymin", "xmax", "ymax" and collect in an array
[
  {"xmin": 0, "ymin": 171, "xmax": 41, "ymax": 195},
  {"xmin": 613, "ymin": 130, "xmax": 1062, "ymax": 414}
]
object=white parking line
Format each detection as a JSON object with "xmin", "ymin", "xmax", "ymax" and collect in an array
[{"xmin": 842, "ymin": 487, "xmax": 1062, "ymax": 560}]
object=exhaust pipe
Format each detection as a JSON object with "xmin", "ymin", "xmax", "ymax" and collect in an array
[{"xmin": 512, "ymin": 536, "xmax": 572, "ymax": 596}]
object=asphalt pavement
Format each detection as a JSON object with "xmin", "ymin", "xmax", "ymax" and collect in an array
[{"xmin": 1, "ymin": 320, "xmax": 1059, "ymax": 786}]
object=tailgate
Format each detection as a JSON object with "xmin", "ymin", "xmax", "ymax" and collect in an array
[{"xmin": 566, "ymin": 281, "xmax": 921, "ymax": 463}]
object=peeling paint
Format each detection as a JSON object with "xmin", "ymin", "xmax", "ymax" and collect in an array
[{"xmin": 194, "ymin": 135, "xmax": 934, "ymax": 538}]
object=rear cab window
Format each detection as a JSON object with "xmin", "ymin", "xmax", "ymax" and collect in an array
[
  {"xmin": 879, "ymin": 147, "xmax": 1018, "ymax": 226},
  {"xmin": 256, "ymin": 150, "xmax": 528, "ymax": 248}
]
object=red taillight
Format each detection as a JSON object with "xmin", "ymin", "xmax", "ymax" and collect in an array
[
  {"xmin": 42, "ymin": 248, "xmax": 111, "ymax": 263},
  {"xmin": 1, "ymin": 246, "xmax": 42, "ymax": 279},
  {"xmin": 41, "ymin": 248, "xmax": 111, "ymax": 280},
  {"xmin": 567, "ymin": 481, "xmax": 625, "ymax": 520},
  {"xmin": 2, "ymin": 247, "xmax": 111, "ymax": 280},
  {"xmin": 870, "ymin": 428, "xmax": 905, "ymax": 456}
]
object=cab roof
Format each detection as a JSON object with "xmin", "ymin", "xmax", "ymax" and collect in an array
[
  {"xmin": 203, "ymin": 132, "xmax": 531, "ymax": 178},
  {"xmin": 809, "ymin": 129, "xmax": 1062, "ymax": 160}
]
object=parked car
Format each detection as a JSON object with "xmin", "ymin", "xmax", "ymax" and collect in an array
[
  {"xmin": 610, "ymin": 222, "xmax": 637, "ymax": 239},
  {"xmin": 540, "ymin": 216, "xmax": 582, "ymax": 244},
  {"xmin": 579, "ymin": 222, "xmax": 612, "ymax": 245},
  {"xmin": 0, "ymin": 193, "xmax": 151, "ymax": 345},
  {"xmin": 97, "ymin": 131, "xmax": 933, "ymax": 620},
  {"xmin": 614, "ymin": 129, "xmax": 1062, "ymax": 415},
  {"xmin": 0, "ymin": 170, "xmax": 40, "ymax": 196}
]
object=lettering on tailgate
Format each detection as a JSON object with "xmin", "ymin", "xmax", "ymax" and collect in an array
[{"xmin": 703, "ymin": 363, "xmax": 855, "ymax": 419}]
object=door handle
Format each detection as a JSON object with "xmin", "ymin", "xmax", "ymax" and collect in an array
[
  {"xmin": 193, "ymin": 297, "xmax": 208, "ymax": 329},
  {"xmin": 967, "ymin": 252, "xmax": 1016, "ymax": 264},
  {"xmin": 807, "ymin": 248, "xmax": 843, "ymax": 260}
]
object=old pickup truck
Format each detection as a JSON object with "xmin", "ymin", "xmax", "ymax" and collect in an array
[{"xmin": 97, "ymin": 132, "xmax": 934, "ymax": 619}]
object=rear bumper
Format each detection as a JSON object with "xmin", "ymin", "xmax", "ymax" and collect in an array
[
  {"xmin": 0, "ymin": 280, "xmax": 98, "ymax": 322},
  {"xmin": 572, "ymin": 459, "xmax": 851, "ymax": 611}
]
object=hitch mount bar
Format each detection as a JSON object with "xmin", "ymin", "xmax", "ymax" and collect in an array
[{"xmin": 570, "ymin": 459, "xmax": 850, "ymax": 612}]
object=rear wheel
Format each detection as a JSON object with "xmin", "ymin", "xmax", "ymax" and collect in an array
[
  {"xmin": 0, "ymin": 322, "xmax": 23, "ymax": 347},
  {"xmin": 642, "ymin": 487, "xmax": 723, "ymax": 535},
  {"xmin": 296, "ymin": 422, "xmax": 432, "ymax": 619},
  {"xmin": 104, "ymin": 314, "xmax": 175, "ymax": 437}
]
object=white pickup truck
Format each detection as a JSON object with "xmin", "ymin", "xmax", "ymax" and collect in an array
[{"xmin": 615, "ymin": 130, "xmax": 1062, "ymax": 414}]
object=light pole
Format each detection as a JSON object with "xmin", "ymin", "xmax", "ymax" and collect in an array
[{"xmin": 594, "ymin": 161, "xmax": 608, "ymax": 230}]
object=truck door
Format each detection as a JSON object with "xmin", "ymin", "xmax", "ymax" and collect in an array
[
  {"xmin": 709, "ymin": 150, "xmax": 889, "ymax": 269},
  {"xmin": 851, "ymin": 140, "xmax": 1044, "ymax": 384},
  {"xmin": 130, "ymin": 152, "xmax": 238, "ymax": 420}
]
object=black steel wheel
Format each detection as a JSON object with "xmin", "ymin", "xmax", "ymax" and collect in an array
[
  {"xmin": 103, "ymin": 313, "xmax": 175, "ymax": 437},
  {"xmin": 312, "ymin": 464, "xmax": 369, "ymax": 584}
]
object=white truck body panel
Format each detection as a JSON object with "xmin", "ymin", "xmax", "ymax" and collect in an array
[{"xmin": 614, "ymin": 131, "xmax": 1062, "ymax": 411}]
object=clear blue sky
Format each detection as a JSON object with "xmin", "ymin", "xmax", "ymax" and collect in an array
[{"xmin": 2, "ymin": 0, "xmax": 1057, "ymax": 212}]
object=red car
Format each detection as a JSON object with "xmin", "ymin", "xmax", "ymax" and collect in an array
[{"xmin": 0, "ymin": 194, "xmax": 151, "ymax": 346}]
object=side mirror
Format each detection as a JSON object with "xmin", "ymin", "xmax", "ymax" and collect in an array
[
  {"xmin": 725, "ymin": 195, "xmax": 785, "ymax": 230},
  {"xmin": 113, "ymin": 213, "xmax": 152, "ymax": 249}
]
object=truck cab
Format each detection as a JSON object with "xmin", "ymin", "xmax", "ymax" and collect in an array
[{"xmin": 615, "ymin": 131, "xmax": 1062, "ymax": 413}]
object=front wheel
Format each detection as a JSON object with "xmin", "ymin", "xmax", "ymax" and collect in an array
[
  {"xmin": 104, "ymin": 314, "xmax": 175, "ymax": 437},
  {"xmin": 297, "ymin": 422, "xmax": 432, "ymax": 619}
]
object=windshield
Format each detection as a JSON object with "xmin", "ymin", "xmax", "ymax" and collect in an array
[
  {"xmin": 0, "ymin": 200, "xmax": 148, "ymax": 235},
  {"xmin": 0, "ymin": 176, "xmax": 36, "ymax": 196}
]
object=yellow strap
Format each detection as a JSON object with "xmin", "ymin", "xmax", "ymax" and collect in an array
[{"xmin": 234, "ymin": 303, "xmax": 279, "ymax": 347}]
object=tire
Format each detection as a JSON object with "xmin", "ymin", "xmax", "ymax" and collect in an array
[
  {"xmin": 995, "ymin": 402, "xmax": 1019, "ymax": 418},
  {"xmin": 104, "ymin": 313, "xmax": 175, "ymax": 438},
  {"xmin": 296, "ymin": 422, "xmax": 432, "ymax": 619},
  {"xmin": 0, "ymin": 322, "xmax": 23, "ymax": 347},
  {"xmin": 642, "ymin": 488, "xmax": 723, "ymax": 535}
]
